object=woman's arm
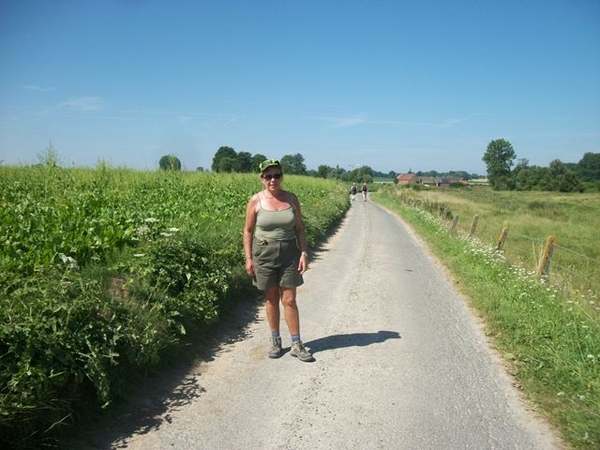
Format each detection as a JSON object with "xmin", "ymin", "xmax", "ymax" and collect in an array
[
  {"xmin": 290, "ymin": 192, "xmax": 309, "ymax": 274},
  {"xmin": 243, "ymin": 194, "xmax": 258, "ymax": 277}
]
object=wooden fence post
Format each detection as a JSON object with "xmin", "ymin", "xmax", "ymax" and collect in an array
[
  {"xmin": 536, "ymin": 235, "xmax": 556, "ymax": 280},
  {"xmin": 469, "ymin": 214, "xmax": 479, "ymax": 239},
  {"xmin": 497, "ymin": 227, "xmax": 509, "ymax": 251},
  {"xmin": 451, "ymin": 216, "xmax": 459, "ymax": 232}
]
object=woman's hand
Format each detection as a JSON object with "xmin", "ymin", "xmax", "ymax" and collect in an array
[
  {"xmin": 245, "ymin": 257, "xmax": 255, "ymax": 277},
  {"xmin": 297, "ymin": 252, "xmax": 309, "ymax": 274}
]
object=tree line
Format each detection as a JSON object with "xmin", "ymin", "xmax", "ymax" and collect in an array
[
  {"xmin": 158, "ymin": 142, "xmax": 600, "ymax": 192},
  {"xmin": 482, "ymin": 139, "xmax": 600, "ymax": 192},
  {"xmin": 208, "ymin": 146, "xmax": 397, "ymax": 183}
]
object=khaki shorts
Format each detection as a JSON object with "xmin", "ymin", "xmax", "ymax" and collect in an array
[{"xmin": 252, "ymin": 238, "xmax": 304, "ymax": 291}]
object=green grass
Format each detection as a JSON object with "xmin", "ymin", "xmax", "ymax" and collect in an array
[
  {"xmin": 383, "ymin": 187, "xmax": 600, "ymax": 317},
  {"xmin": 374, "ymin": 187, "xmax": 600, "ymax": 450}
]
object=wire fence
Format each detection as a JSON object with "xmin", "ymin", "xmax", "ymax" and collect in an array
[
  {"xmin": 383, "ymin": 188, "xmax": 600, "ymax": 317},
  {"xmin": 451, "ymin": 213, "xmax": 600, "ymax": 314}
]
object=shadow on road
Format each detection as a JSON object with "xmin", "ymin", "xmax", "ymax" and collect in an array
[
  {"xmin": 305, "ymin": 330, "xmax": 401, "ymax": 354},
  {"xmin": 61, "ymin": 296, "xmax": 262, "ymax": 449}
]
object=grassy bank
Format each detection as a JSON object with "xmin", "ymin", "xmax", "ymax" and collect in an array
[
  {"xmin": 0, "ymin": 166, "xmax": 349, "ymax": 448},
  {"xmin": 374, "ymin": 186, "xmax": 599, "ymax": 450}
]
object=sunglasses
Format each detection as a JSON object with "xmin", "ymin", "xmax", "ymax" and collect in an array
[{"xmin": 262, "ymin": 173, "xmax": 282, "ymax": 180}]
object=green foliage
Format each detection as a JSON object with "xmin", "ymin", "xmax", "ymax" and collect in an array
[
  {"xmin": 211, "ymin": 146, "xmax": 237, "ymax": 172},
  {"xmin": 482, "ymin": 138, "xmax": 516, "ymax": 187},
  {"xmin": 37, "ymin": 141, "xmax": 61, "ymax": 167},
  {"xmin": 577, "ymin": 152, "xmax": 600, "ymax": 182},
  {"xmin": 158, "ymin": 155, "xmax": 181, "ymax": 171},
  {"xmin": 0, "ymin": 166, "xmax": 348, "ymax": 447},
  {"xmin": 280, "ymin": 153, "xmax": 307, "ymax": 175},
  {"xmin": 211, "ymin": 147, "xmax": 269, "ymax": 173},
  {"xmin": 488, "ymin": 150, "xmax": 598, "ymax": 193}
]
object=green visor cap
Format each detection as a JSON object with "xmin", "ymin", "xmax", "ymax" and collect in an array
[{"xmin": 259, "ymin": 159, "xmax": 281, "ymax": 173}]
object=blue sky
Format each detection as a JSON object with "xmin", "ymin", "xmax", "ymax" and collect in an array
[{"xmin": 1, "ymin": 0, "xmax": 599, "ymax": 175}]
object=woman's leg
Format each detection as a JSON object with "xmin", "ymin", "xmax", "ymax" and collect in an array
[
  {"xmin": 280, "ymin": 286, "xmax": 300, "ymax": 336},
  {"xmin": 264, "ymin": 285, "xmax": 281, "ymax": 333},
  {"xmin": 280, "ymin": 286, "xmax": 313, "ymax": 361}
]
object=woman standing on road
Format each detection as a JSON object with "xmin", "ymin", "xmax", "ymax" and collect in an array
[{"xmin": 243, "ymin": 159, "xmax": 314, "ymax": 362}]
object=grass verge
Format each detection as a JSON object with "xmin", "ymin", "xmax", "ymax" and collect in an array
[{"xmin": 373, "ymin": 191, "xmax": 600, "ymax": 450}]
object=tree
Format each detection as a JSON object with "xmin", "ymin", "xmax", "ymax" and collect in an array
[
  {"xmin": 347, "ymin": 165, "xmax": 373, "ymax": 183},
  {"xmin": 317, "ymin": 165, "xmax": 330, "ymax": 178},
  {"xmin": 159, "ymin": 154, "xmax": 181, "ymax": 171},
  {"xmin": 482, "ymin": 139, "xmax": 516, "ymax": 188},
  {"xmin": 37, "ymin": 141, "xmax": 60, "ymax": 167},
  {"xmin": 559, "ymin": 172, "xmax": 582, "ymax": 193},
  {"xmin": 577, "ymin": 152, "xmax": 600, "ymax": 182},
  {"xmin": 549, "ymin": 159, "xmax": 567, "ymax": 178},
  {"xmin": 280, "ymin": 154, "xmax": 306, "ymax": 175},
  {"xmin": 217, "ymin": 156, "xmax": 236, "ymax": 172},
  {"xmin": 212, "ymin": 146, "xmax": 237, "ymax": 172},
  {"xmin": 251, "ymin": 154, "xmax": 267, "ymax": 173},
  {"xmin": 235, "ymin": 151, "xmax": 253, "ymax": 172}
]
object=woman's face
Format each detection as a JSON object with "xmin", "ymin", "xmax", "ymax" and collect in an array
[{"xmin": 261, "ymin": 168, "xmax": 283, "ymax": 190}]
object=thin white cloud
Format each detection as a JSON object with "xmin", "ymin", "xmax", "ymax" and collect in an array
[
  {"xmin": 317, "ymin": 114, "xmax": 467, "ymax": 129},
  {"xmin": 21, "ymin": 84, "xmax": 56, "ymax": 92},
  {"xmin": 41, "ymin": 96, "xmax": 106, "ymax": 116},
  {"xmin": 58, "ymin": 96, "xmax": 106, "ymax": 111},
  {"xmin": 440, "ymin": 118, "xmax": 464, "ymax": 128},
  {"xmin": 318, "ymin": 115, "xmax": 367, "ymax": 128}
]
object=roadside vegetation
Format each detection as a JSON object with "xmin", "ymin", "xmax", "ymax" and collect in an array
[
  {"xmin": 374, "ymin": 185, "xmax": 600, "ymax": 450},
  {"xmin": 0, "ymin": 165, "xmax": 349, "ymax": 448}
]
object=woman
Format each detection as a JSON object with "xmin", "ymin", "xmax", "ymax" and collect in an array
[{"xmin": 243, "ymin": 159, "xmax": 313, "ymax": 362}]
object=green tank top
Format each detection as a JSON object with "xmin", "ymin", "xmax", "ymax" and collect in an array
[{"xmin": 255, "ymin": 196, "xmax": 296, "ymax": 241}]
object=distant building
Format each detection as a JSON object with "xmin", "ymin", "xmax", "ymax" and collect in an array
[
  {"xmin": 418, "ymin": 176, "xmax": 442, "ymax": 187},
  {"xmin": 396, "ymin": 173, "xmax": 418, "ymax": 185},
  {"xmin": 397, "ymin": 173, "xmax": 474, "ymax": 187}
]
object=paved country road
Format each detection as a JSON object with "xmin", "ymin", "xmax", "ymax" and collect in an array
[{"xmin": 73, "ymin": 199, "xmax": 564, "ymax": 450}]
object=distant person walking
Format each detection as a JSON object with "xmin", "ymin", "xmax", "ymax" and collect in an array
[
  {"xmin": 243, "ymin": 159, "xmax": 314, "ymax": 362},
  {"xmin": 350, "ymin": 183, "xmax": 357, "ymax": 201},
  {"xmin": 362, "ymin": 182, "xmax": 368, "ymax": 201}
]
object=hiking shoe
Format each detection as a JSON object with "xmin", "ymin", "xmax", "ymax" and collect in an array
[
  {"xmin": 268, "ymin": 336, "xmax": 282, "ymax": 359},
  {"xmin": 290, "ymin": 341, "xmax": 314, "ymax": 362}
]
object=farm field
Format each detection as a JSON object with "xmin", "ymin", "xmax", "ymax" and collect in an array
[{"xmin": 0, "ymin": 166, "xmax": 349, "ymax": 448}]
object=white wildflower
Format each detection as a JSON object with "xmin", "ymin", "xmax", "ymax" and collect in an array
[
  {"xmin": 136, "ymin": 225, "xmax": 151, "ymax": 235},
  {"xmin": 58, "ymin": 253, "xmax": 79, "ymax": 270}
]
